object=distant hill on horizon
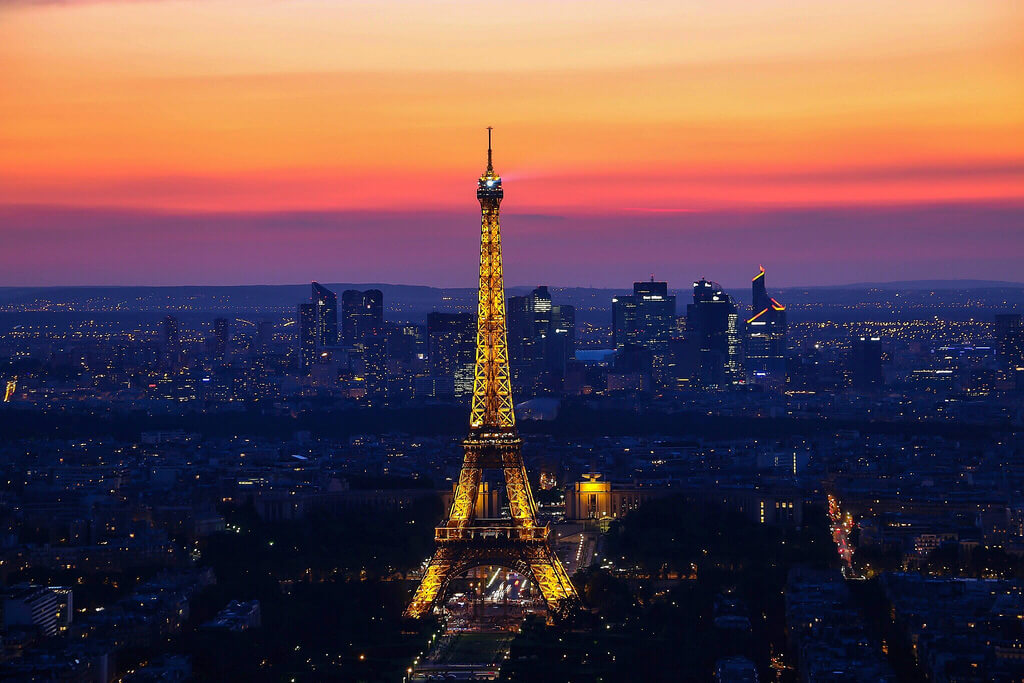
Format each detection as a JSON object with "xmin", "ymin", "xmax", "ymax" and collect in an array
[
  {"xmin": 0, "ymin": 280, "xmax": 1021, "ymax": 326},
  {"xmin": 797, "ymin": 279, "xmax": 1024, "ymax": 290},
  {"xmin": 1, "ymin": 278, "xmax": 1022, "ymax": 298}
]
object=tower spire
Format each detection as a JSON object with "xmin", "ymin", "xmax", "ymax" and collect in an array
[{"xmin": 486, "ymin": 126, "xmax": 493, "ymax": 174}]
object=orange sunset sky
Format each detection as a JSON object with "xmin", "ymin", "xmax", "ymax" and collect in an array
[{"xmin": 2, "ymin": 0, "xmax": 1023, "ymax": 286}]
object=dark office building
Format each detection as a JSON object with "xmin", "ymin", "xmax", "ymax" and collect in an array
[
  {"xmin": 162, "ymin": 315, "xmax": 181, "ymax": 369},
  {"xmin": 685, "ymin": 279, "xmax": 742, "ymax": 388},
  {"xmin": 298, "ymin": 303, "xmax": 317, "ymax": 372},
  {"xmin": 342, "ymin": 289, "xmax": 384, "ymax": 345},
  {"xmin": 612, "ymin": 280, "xmax": 676, "ymax": 383},
  {"xmin": 612, "ymin": 279, "xmax": 676, "ymax": 351},
  {"xmin": 311, "ymin": 282, "xmax": 338, "ymax": 347},
  {"xmin": 507, "ymin": 286, "xmax": 576, "ymax": 384},
  {"xmin": 744, "ymin": 266, "xmax": 787, "ymax": 389},
  {"xmin": 995, "ymin": 314, "xmax": 1024, "ymax": 370},
  {"xmin": 212, "ymin": 317, "xmax": 229, "ymax": 361},
  {"xmin": 426, "ymin": 312, "xmax": 476, "ymax": 398},
  {"xmin": 850, "ymin": 335, "xmax": 883, "ymax": 390},
  {"xmin": 352, "ymin": 334, "xmax": 388, "ymax": 398},
  {"xmin": 387, "ymin": 323, "xmax": 426, "ymax": 364},
  {"xmin": 255, "ymin": 320, "xmax": 274, "ymax": 352}
]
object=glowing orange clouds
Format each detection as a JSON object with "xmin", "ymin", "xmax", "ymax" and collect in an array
[{"xmin": 1, "ymin": 0, "xmax": 1022, "ymax": 214}]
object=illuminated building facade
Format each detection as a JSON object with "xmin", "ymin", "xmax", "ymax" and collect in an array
[
  {"xmin": 426, "ymin": 312, "xmax": 476, "ymax": 398},
  {"xmin": 507, "ymin": 286, "xmax": 575, "ymax": 393},
  {"xmin": 564, "ymin": 474, "xmax": 666, "ymax": 526},
  {"xmin": 405, "ymin": 130, "xmax": 579, "ymax": 621},
  {"xmin": 612, "ymin": 279, "xmax": 676, "ymax": 384},
  {"xmin": 744, "ymin": 266, "xmax": 787, "ymax": 389},
  {"xmin": 612, "ymin": 279, "xmax": 676, "ymax": 351},
  {"xmin": 685, "ymin": 279, "xmax": 742, "ymax": 388}
]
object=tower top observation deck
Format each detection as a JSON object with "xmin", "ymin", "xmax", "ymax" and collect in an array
[{"xmin": 477, "ymin": 126, "xmax": 503, "ymax": 202}]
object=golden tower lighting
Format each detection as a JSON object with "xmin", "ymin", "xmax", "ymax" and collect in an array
[{"xmin": 404, "ymin": 129, "xmax": 580, "ymax": 621}]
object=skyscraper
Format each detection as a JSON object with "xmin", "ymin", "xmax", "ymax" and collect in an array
[
  {"xmin": 162, "ymin": 315, "xmax": 181, "ymax": 369},
  {"xmin": 995, "ymin": 314, "xmax": 1024, "ymax": 370},
  {"xmin": 297, "ymin": 303, "xmax": 317, "ymax": 372},
  {"xmin": 507, "ymin": 286, "xmax": 576, "ymax": 390},
  {"xmin": 685, "ymin": 279, "xmax": 742, "ymax": 388},
  {"xmin": 744, "ymin": 266, "xmax": 787, "ymax": 389},
  {"xmin": 341, "ymin": 289, "xmax": 383, "ymax": 345},
  {"xmin": 612, "ymin": 279, "xmax": 676, "ymax": 351},
  {"xmin": 612, "ymin": 279, "xmax": 676, "ymax": 383},
  {"xmin": 311, "ymin": 282, "xmax": 338, "ymax": 347},
  {"xmin": 212, "ymin": 317, "xmax": 229, "ymax": 361},
  {"xmin": 850, "ymin": 335, "xmax": 883, "ymax": 390},
  {"xmin": 426, "ymin": 312, "xmax": 476, "ymax": 398}
]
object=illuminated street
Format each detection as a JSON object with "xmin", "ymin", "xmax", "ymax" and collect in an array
[{"xmin": 409, "ymin": 567, "xmax": 544, "ymax": 681}]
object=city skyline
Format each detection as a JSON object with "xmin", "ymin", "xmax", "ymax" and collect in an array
[
  {"xmin": 3, "ymin": 0, "xmax": 1024, "ymax": 286},
  {"xmin": 3, "ymin": 3, "xmax": 1024, "ymax": 681}
]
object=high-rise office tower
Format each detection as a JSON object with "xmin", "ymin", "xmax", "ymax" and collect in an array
[
  {"xmin": 387, "ymin": 323, "xmax": 426, "ymax": 364},
  {"xmin": 507, "ymin": 286, "xmax": 575, "ymax": 381},
  {"xmin": 297, "ymin": 303, "xmax": 317, "ymax": 372},
  {"xmin": 850, "ymin": 335, "xmax": 883, "ymax": 390},
  {"xmin": 995, "ymin": 314, "xmax": 1024, "ymax": 369},
  {"xmin": 685, "ymin": 279, "xmax": 742, "ymax": 388},
  {"xmin": 612, "ymin": 279, "xmax": 676, "ymax": 351},
  {"xmin": 341, "ymin": 289, "xmax": 384, "ymax": 345},
  {"xmin": 311, "ymin": 282, "xmax": 338, "ymax": 347},
  {"xmin": 744, "ymin": 266, "xmax": 787, "ymax": 389},
  {"xmin": 353, "ymin": 334, "xmax": 388, "ymax": 398},
  {"xmin": 612, "ymin": 279, "xmax": 676, "ymax": 382},
  {"xmin": 427, "ymin": 312, "xmax": 476, "ymax": 397},
  {"xmin": 212, "ymin": 317, "xmax": 229, "ymax": 361},
  {"xmin": 162, "ymin": 315, "xmax": 181, "ymax": 369},
  {"xmin": 255, "ymin": 320, "xmax": 274, "ymax": 352}
]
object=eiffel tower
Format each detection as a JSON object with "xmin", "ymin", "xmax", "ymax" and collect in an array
[{"xmin": 404, "ymin": 129, "xmax": 580, "ymax": 621}]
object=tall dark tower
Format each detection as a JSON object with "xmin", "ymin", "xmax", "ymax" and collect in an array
[
  {"xmin": 752, "ymin": 265, "xmax": 770, "ymax": 313},
  {"xmin": 745, "ymin": 266, "xmax": 787, "ymax": 388},
  {"xmin": 297, "ymin": 303, "xmax": 316, "ymax": 372},
  {"xmin": 342, "ymin": 289, "xmax": 384, "ymax": 345},
  {"xmin": 212, "ymin": 317, "xmax": 229, "ymax": 361},
  {"xmin": 405, "ymin": 129, "xmax": 579, "ymax": 622},
  {"xmin": 686, "ymin": 279, "xmax": 742, "ymax": 387},
  {"xmin": 311, "ymin": 282, "xmax": 338, "ymax": 347}
]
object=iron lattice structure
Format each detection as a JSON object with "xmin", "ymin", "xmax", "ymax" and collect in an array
[{"xmin": 405, "ymin": 130, "xmax": 580, "ymax": 621}]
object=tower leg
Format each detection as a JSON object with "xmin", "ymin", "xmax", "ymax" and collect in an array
[
  {"xmin": 405, "ymin": 553, "xmax": 452, "ymax": 619},
  {"xmin": 448, "ymin": 465, "xmax": 482, "ymax": 525},
  {"xmin": 503, "ymin": 460, "xmax": 538, "ymax": 526},
  {"xmin": 527, "ymin": 546, "xmax": 580, "ymax": 620}
]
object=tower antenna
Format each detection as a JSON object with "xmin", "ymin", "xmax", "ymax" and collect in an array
[{"xmin": 486, "ymin": 126, "xmax": 493, "ymax": 173}]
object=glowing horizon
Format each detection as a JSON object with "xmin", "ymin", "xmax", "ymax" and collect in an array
[{"xmin": 2, "ymin": 0, "xmax": 1023, "ymax": 285}]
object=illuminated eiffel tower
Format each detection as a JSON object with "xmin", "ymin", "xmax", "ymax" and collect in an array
[{"xmin": 404, "ymin": 129, "xmax": 580, "ymax": 621}]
